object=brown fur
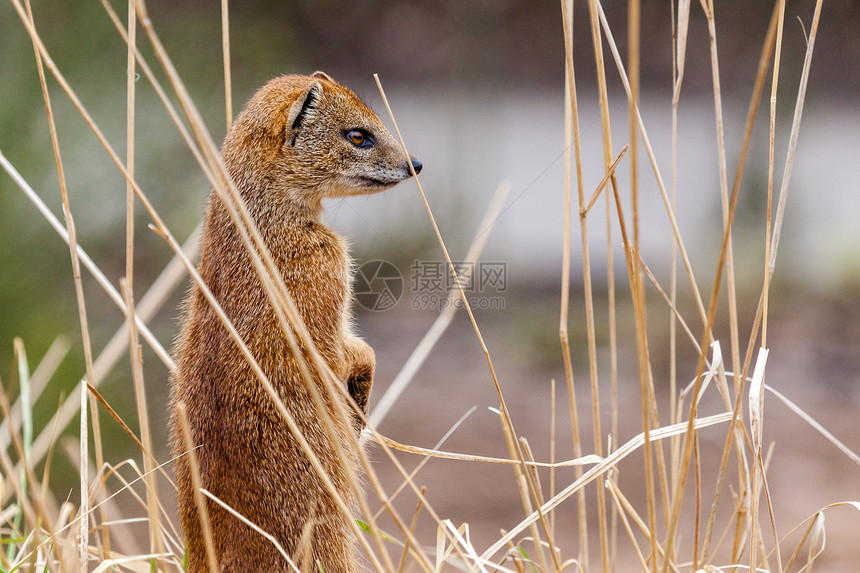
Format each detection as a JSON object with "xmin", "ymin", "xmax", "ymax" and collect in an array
[{"xmin": 171, "ymin": 72, "xmax": 420, "ymax": 572}]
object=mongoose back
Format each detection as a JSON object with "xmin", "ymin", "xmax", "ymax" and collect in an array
[{"xmin": 171, "ymin": 72, "xmax": 421, "ymax": 572}]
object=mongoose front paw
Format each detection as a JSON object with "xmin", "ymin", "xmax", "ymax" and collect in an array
[{"xmin": 345, "ymin": 340, "xmax": 375, "ymax": 432}]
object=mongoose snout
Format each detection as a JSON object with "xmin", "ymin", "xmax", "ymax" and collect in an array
[{"xmin": 171, "ymin": 72, "xmax": 418, "ymax": 572}]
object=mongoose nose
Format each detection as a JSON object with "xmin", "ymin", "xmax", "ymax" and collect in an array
[{"xmin": 410, "ymin": 158, "xmax": 423, "ymax": 175}]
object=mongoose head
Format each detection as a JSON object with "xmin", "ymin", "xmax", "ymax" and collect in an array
[{"xmin": 224, "ymin": 72, "xmax": 421, "ymax": 207}]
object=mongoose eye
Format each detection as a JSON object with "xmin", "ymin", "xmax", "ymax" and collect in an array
[{"xmin": 346, "ymin": 129, "xmax": 374, "ymax": 148}]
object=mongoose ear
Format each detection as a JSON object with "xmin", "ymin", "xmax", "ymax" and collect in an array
[
  {"xmin": 285, "ymin": 80, "xmax": 322, "ymax": 146},
  {"xmin": 312, "ymin": 70, "xmax": 334, "ymax": 82}
]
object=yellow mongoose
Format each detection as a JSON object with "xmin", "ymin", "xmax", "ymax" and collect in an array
[{"xmin": 171, "ymin": 72, "xmax": 420, "ymax": 572}]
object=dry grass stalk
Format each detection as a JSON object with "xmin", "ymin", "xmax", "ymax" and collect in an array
[
  {"xmin": 668, "ymin": 0, "xmax": 690, "ymax": 488},
  {"xmin": 175, "ymin": 404, "xmax": 218, "ymax": 572},
  {"xmin": 376, "ymin": 74, "xmax": 563, "ymax": 571},
  {"xmin": 502, "ymin": 430, "xmax": 549, "ymax": 573},
  {"xmin": 199, "ymin": 489, "xmax": 299, "ymax": 572},
  {"xmin": 18, "ymin": 2, "xmax": 100, "ymax": 568},
  {"xmin": 0, "ymin": 153, "xmax": 175, "ymax": 374},
  {"xmin": 701, "ymin": 0, "xmax": 743, "ymax": 406},
  {"xmin": 482, "ymin": 412, "xmax": 733, "ymax": 560},
  {"xmin": 13, "ymin": 1, "xmax": 396, "ymax": 567},
  {"xmin": 122, "ymin": 10, "xmax": 437, "ymax": 568},
  {"xmin": 0, "ymin": 377, "xmax": 58, "ymax": 557},
  {"xmin": 605, "ymin": 478, "xmax": 649, "ymax": 571},
  {"xmin": 3, "ymin": 1, "xmax": 851, "ymax": 571},
  {"xmin": 597, "ymin": 4, "xmax": 708, "ymax": 327},
  {"xmin": 121, "ymin": 281, "xmax": 165, "ymax": 561},
  {"xmin": 369, "ymin": 181, "xmax": 511, "ymax": 428},
  {"xmin": 371, "ymin": 407, "xmax": 477, "ymax": 523},
  {"xmin": 375, "ymin": 432, "xmax": 602, "ymax": 470},
  {"xmin": 395, "ymin": 486, "xmax": 426, "ymax": 573},
  {"xmin": 558, "ymin": 0, "xmax": 590, "ymax": 567},
  {"xmin": 582, "ymin": 1, "xmax": 616, "ymax": 567},
  {"xmin": 698, "ymin": 2, "xmax": 783, "ymax": 564},
  {"xmin": 221, "ymin": 0, "xmax": 232, "ymax": 132}
]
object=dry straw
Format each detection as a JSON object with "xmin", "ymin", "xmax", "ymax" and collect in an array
[{"xmin": 0, "ymin": 0, "xmax": 854, "ymax": 571}]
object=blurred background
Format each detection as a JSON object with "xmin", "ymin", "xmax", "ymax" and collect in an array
[{"xmin": 2, "ymin": 0, "xmax": 860, "ymax": 569}]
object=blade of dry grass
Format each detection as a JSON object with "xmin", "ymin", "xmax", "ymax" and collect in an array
[
  {"xmin": 668, "ymin": 0, "xmax": 690, "ymax": 490},
  {"xmin": 590, "ymin": 0, "xmax": 801, "ymax": 561},
  {"xmin": 761, "ymin": 0, "xmax": 786, "ymax": 356},
  {"xmin": 558, "ymin": 0, "xmax": 590, "ymax": 567},
  {"xmin": 78, "ymin": 384, "xmax": 88, "ymax": 572},
  {"xmin": 502, "ymin": 428, "xmax": 550, "ymax": 572},
  {"xmin": 638, "ymin": 258, "xmax": 702, "ymax": 356},
  {"xmin": 0, "ymin": 377, "xmax": 58, "ymax": 541},
  {"xmin": 125, "ymin": 0, "xmax": 137, "ymax": 318},
  {"xmin": 748, "ymin": 346, "xmax": 770, "ymax": 573},
  {"xmin": 582, "ymin": 2, "xmax": 619, "ymax": 567},
  {"xmin": 396, "ymin": 486, "xmax": 426, "ymax": 573},
  {"xmin": 606, "ymin": 478, "xmax": 649, "ymax": 571},
  {"xmin": 628, "ymin": 0, "xmax": 640, "ymax": 275},
  {"xmin": 10, "ymin": 3, "xmax": 398, "ymax": 566},
  {"xmin": 371, "ymin": 407, "xmax": 476, "ymax": 522},
  {"xmin": 482, "ymin": 411, "xmax": 733, "ymax": 560},
  {"xmin": 0, "ymin": 151, "xmax": 174, "ymax": 373},
  {"xmin": 767, "ymin": 0, "xmax": 824, "ymax": 279},
  {"xmin": 176, "ymin": 403, "xmax": 218, "ymax": 572},
  {"xmin": 437, "ymin": 521, "xmax": 500, "ymax": 573},
  {"xmin": 596, "ymin": 3, "xmax": 707, "ymax": 328},
  {"xmin": 375, "ymin": 74, "xmax": 563, "ymax": 573},
  {"xmin": 781, "ymin": 502, "xmax": 860, "ymax": 570},
  {"xmin": 759, "ymin": 18, "xmax": 789, "ymax": 560},
  {"xmin": 125, "ymin": 5, "xmax": 467, "ymax": 569},
  {"xmin": 21, "ymin": 3, "xmax": 100, "ymax": 567},
  {"xmin": 368, "ymin": 180, "xmax": 511, "ymax": 428},
  {"xmin": 582, "ymin": 145, "xmax": 628, "ymax": 216},
  {"xmin": 701, "ymin": 0, "xmax": 742, "ymax": 418},
  {"xmin": 374, "ymin": 432, "xmax": 602, "ymax": 469},
  {"xmin": 782, "ymin": 512, "xmax": 821, "ymax": 572},
  {"xmin": 200, "ymin": 489, "xmax": 300, "ymax": 573},
  {"xmin": 221, "ymin": 0, "xmax": 232, "ymax": 132},
  {"xmin": 627, "ymin": 19, "xmax": 652, "ymax": 565},
  {"xmin": 698, "ymin": 3, "xmax": 782, "ymax": 563},
  {"xmin": 765, "ymin": 385, "xmax": 860, "ymax": 467},
  {"xmin": 548, "ymin": 380, "xmax": 559, "ymax": 563},
  {"xmin": 120, "ymin": 280, "xmax": 165, "ymax": 560},
  {"xmin": 121, "ymin": 8, "xmax": 430, "ymax": 567},
  {"xmin": 89, "ymin": 552, "xmax": 174, "ymax": 573}
]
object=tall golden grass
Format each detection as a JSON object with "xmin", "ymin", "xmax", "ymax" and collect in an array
[{"xmin": 1, "ymin": 0, "xmax": 855, "ymax": 571}]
